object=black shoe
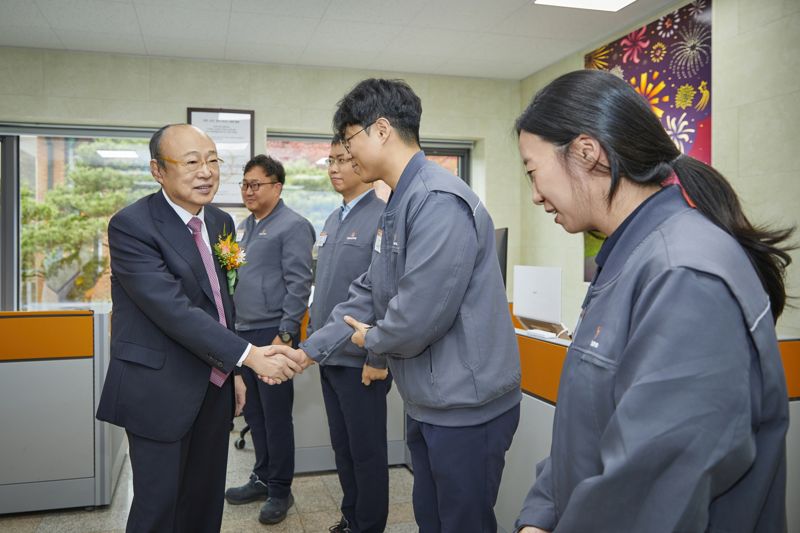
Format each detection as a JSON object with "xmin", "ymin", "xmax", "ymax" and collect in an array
[
  {"xmin": 225, "ymin": 473, "xmax": 268, "ymax": 505},
  {"xmin": 259, "ymin": 493, "xmax": 294, "ymax": 525},
  {"xmin": 329, "ymin": 516, "xmax": 352, "ymax": 532}
]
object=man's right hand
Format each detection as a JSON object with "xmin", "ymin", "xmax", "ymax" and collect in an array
[
  {"xmin": 243, "ymin": 345, "xmax": 302, "ymax": 384},
  {"xmin": 267, "ymin": 344, "xmax": 315, "ymax": 370}
]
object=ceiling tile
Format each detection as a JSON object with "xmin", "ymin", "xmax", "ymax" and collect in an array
[
  {"xmin": 135, "ymin": 3, "xmax": 230, "ymax": 39},
  {"xmin": 324, "ymin": 0, "xmax": 428, "ymax": 25},
  {"xmin": 0, "ymin": 25, "xmax": 62, "ymax": 48},
  {"xmin": 54, "ymin": 29, "xmax": 147, "ymax": 55},
  {"xmin": 411, "ymin": 0, "xmax": 529, "ymax": 32},
  {"xmin": 232, "ymin": 0, "xmax": 329, "ymax": 19},
  {"xmin": 384, "ymin": 27, "xmax": 476, "ymax": 57},
  {"xmin": 227, "ymin": 12, "xmax": 318, "ymax": 47},
  {"xmin": 306, "ymin": 21, "xmax": 405, "ymax": 52},
  {"xmin": 0, "ymin": 0, "xmax": 682, "ymax": 80},
  {"xmin": 491, "ymin": 3, "xmax": 616, "ymax": 40},
  {"xmin": 35, "ymin": 0, "xmax": 140, "ymax": 35},
  {"xmin": 0, "ymin": 0, "xmax": 51, "ymax": 28},
  {"xmin": 133, "ymin": 0, "xmax": 233, "ymax": 11}
]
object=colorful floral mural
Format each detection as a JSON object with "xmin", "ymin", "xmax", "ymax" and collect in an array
[
  {"xmin": 582, "ymin": 0, "xmax": 712, "ymax": 281},
  {"xmin": 585, "ymin": 0, "xmax": 712, "ymax": 164}
]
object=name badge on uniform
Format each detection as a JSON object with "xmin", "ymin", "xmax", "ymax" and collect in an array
[
  {"xmin": 374, "ymin": 229, "xmax": 383, "ymax": 253},
  {"xmin": 316, "ymin": 232, "xmax": 328, "ymax": 247}
]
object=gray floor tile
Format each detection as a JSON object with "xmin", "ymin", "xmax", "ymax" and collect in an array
[
  {"xmin": 0, "ymin": 422, "xmax": 418, "ymax": 533},
  {"xmin": 0, "ymin": 512, "xmax": 42, "ymax": 533},
  {"xmin": 297, "ymin": 509, "xmax": 342, "ymax": 531}
]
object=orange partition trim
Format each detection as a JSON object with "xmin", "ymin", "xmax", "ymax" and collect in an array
[
  {"xmin": 517, "ymin": 335, "xmax": 568, "ymax": 404},
  {"xmin": 781, "ymin": 340, "xmax": 800, "ymax": 400},
  {"xmin": 0, "ymin": 311, "xmax": 93, "ymax": 362},
  {"xmin": 518, "ymin": 333, "xmax": 798, "ymax": 403},
  {"xmin": 509, "ymin": 302, "xmax": 524, "ymax": 329}
]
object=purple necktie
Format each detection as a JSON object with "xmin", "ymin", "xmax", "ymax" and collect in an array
[{"xmin": 187, "ymin": 216, "xmax": 230, "ymax": 387}]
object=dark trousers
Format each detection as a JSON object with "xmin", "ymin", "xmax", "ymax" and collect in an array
[
  {"xmin": 406, "ymin": 404, "xmax": 520, "ymax": 533},
  {"xmin": 126, "ymin": 378, "xmax": 233, "ymax": 533},
  {"xmin": 320, "ymin": 365, "xmax": 392, "ymax": 533},
  {"xmin": 238, "ymin": 327, "xmax": 294, "ymax": 498}
]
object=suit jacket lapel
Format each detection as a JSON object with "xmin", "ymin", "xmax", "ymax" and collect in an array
[
  {"xmin": 204, "ymin": 208, "xmax": 235, "ymax": 328},
  {"xmin": 149, "ymin": 192, "xmax": 216, "ymax": 306}
]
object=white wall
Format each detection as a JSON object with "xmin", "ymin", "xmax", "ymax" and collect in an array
[{"xmin": 517, "ymin": 0, "xmax": 800, "ymax": 336}]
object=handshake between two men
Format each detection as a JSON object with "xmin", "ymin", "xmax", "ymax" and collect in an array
[
  {"xmin": 241, "ymin": 315, "xmax": 389, "ymax": 386},
  {"xmin": 242, "ymin": 343, "xmax": 313, "ymax": 385}
]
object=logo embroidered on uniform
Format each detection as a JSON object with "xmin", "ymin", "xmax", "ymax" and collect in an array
[
  {"xmin": 590, "ymin": 325, "xmax": 602, "ymax": 348},
  {"xmin": 346, "ymin": 231, "xmax": 358, "ymax": 241},
  {"xmin": 258, "ymin": 230, "xmax": 268, "ymax": 236}
]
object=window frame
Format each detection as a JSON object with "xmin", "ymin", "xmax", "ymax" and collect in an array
[
  {"xmin": 266, "ymin": 132, "xmax": 473, "ymax": 184},
  {"xmin": 0, "ymin": 123, "xmax": 156, "ymax": 311}
]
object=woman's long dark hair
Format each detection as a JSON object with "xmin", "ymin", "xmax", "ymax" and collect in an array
[{"xmin": 516, "ymin": 69, "xmax": 794, "ymax": 319}]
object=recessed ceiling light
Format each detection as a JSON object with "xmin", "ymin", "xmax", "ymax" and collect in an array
[
  {"xmin": 96, "ymin": 150, "xmax": 139, "ymax": 159},
  {"xmin": 534, "ymin": 0, "xmax": 637, "ymax": 12}
]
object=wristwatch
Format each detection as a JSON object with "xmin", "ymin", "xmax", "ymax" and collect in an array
[{"xmin": 278, "ymin": 331, "xmax": 293, "ymax": 344}]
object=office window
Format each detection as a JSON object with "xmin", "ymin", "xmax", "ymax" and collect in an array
[
  {"xmin": 18, "ymin": 134, "xmax": 156, "ymax": 310},
  {"xmin": 265, "ymin": 137, "xmax": 339, "ymax": 236}
]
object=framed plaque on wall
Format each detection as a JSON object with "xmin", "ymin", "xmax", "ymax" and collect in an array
[{"xmin": 187, "ymin": 108, "xmax": 254, "ymax": 205}]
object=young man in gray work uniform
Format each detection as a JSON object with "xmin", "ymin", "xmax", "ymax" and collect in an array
[
  {"xmin": 224, "ymin": 154, "xmax": 314, "ymax": 525},
  {"xmin": 310, "ymin": 135, "xmax": 390, "ymax": 533},
  {"xmin": 271, "ymin": 79, "xmax": 522, "ymax": 533}
]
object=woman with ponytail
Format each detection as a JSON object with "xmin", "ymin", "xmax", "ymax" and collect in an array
[{"xmin": 514, "ymin": 69, "xmax": 792, "ymax": 533}]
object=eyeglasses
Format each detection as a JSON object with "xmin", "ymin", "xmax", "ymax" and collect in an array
[
  {"xmin": 239, "ymin": 181, "xmax": 280, "ymax": 192},
  {"xmin": 342, "ymin": 120, "xmax": 377, "ymax": 153},
  {"xmin": 326, "ymin": 156, "xmax": 353, "ymax": 167},
  {"xmin": 159, "ymin": 155, "xmax": 223, "ymax": 173}
]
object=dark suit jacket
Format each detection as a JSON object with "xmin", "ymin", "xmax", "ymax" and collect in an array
[{"xmin": 96, "ymin": 191, "xmax": 249, "ymax": 442}]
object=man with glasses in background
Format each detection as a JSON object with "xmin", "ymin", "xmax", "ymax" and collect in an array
[
  {"xmin": 96, "ymin": 124, "xmax": 302, "ymax": 533},
  {"xmin": 224, "ymin": 154, "xmax": 315, "ymax": 525},
  {"xmin": 309, "ymin": 135, "xmax": 389, "ymax": 533}
]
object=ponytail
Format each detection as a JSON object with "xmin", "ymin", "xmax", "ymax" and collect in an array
[{"xmin": 671, "ymin": 155, "xmax": 794, "ymax": 320}]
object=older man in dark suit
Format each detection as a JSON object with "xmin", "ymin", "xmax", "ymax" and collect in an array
[{"xmin": 96, "ymin": 124, "xmax": 302, "ymax": 533}]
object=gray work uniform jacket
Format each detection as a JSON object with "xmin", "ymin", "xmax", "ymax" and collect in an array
[
  {"xmin": 301, "ymin": 151, "xmax": 521, "ymax": 427},
  {"xmin": 234, "ymin": 199, "xmax": 315, "ymax": 336},
  {"xmin": 308, "ymin": 190, "xmax": 385, "ymax": 368},
  {"xmin": 516, "ymin": 186, "xmax": 788, "ymax": 532}
]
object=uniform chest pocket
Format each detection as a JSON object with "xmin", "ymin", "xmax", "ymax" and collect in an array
[
  {"xmin": 255, "ymin": 232, "xmax": 280, "ymax": 247},
  {"xmin": 565, "ymin": 345, "xmax": 618, "ymax": 434}
]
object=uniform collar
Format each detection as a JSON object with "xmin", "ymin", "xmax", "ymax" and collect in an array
[
  {"xmin": 386, "ymin": 150, "xmax": 426, "ymax": 211},
  {"xmin": 254, "ymin": 198, "xmax": 284, "ymax": 224},
  {"xmin": 595, "ymin": 186, "xmax": 690, "ymax": 286},
  {"xmin": 341, "ymin": 189, "xmax": 372, "ymax": 220}
]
